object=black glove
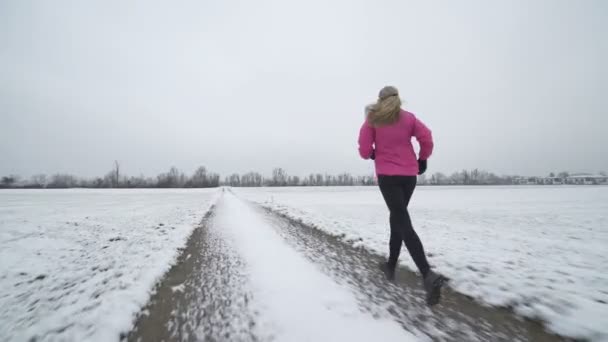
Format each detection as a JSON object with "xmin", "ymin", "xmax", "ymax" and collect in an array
[
  {"xmin": 370, "ymin": 150, "xmax": 376, "ymax": 160},
  {"xmin": 418, "ymin": 159, "xmax": 427, "ymax": 175}
]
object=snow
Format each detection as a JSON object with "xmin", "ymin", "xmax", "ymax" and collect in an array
[
  {"xmin": 237, "ymin": 185, "xmax": 608, "ymax": 342},
  {"xmin": 3, "ymin": 186, "xmax": 606, "ymax": 341},
  {"xmin": 0, "ymin": 189, "xmax": 218, "ymax": 342},
  {"xmin": 214, "ymin": 191, "xmax": 418, "ymax": 341}
]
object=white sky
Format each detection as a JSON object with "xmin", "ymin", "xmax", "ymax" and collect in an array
[{"xmin": 1, "ymin": 0, "xmax": 606, "ymax": 178}]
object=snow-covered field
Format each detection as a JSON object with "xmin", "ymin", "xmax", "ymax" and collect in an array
[
  {"xmin": 237, "ymin": 185, "xmax": 608, "ymax": 342},
  {"xmin": 2, "ymin": 186, "xmax": 606, "ymax": 341},
  {"xmin": 0, "ymin": 189, "xmax": 217, "ymax": 341}
]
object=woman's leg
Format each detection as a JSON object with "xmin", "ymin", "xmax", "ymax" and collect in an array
[
  {"xmin": 400, "ymin": 176, "xmax": 431, "ymax": 277},
  {"xmin": 378, "ymin": 179, "xmax": 405, "ymax": 268}
]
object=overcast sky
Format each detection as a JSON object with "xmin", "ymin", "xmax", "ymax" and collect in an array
[{"xmin": 1, "ymin": 0, "xmax": 606, "ymax": 178}]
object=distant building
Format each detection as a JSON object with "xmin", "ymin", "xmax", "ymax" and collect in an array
[
  {"xmin": 514, "ymin": 177, "xmax": 542, "ymax": 185},
  {"xmin": 514, "ymin": 174, "xmax": 607, "ymax": 185},
  {"xmin": 566, "ymin": 174, "xmax": 608, "ymax": 185},
  {"xmin": 543, "ymin": 177, "xmax": 564, "ymax": 185},
  {"xmin": 512, "ymin": 177, "xmax": 526, "ymax": 185}
]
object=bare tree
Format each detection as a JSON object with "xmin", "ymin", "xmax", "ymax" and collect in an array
[
  {"xmin": 430, "ymin": 172, "xmax": 449, "ymax": 185},
  {"xmin": 113, "ymin": 160, "xmax": 120, "ymax": 187},
  {"xmin": 126, "ymin": 175, "xmax": 148, "ymax": 188},
  {"xmin": 48, "ymin": 174, "xmax": 78, "ymax": 188},
  {"xmin": 227, "ymin": 174, "xmax": 241, "ymax": 187},
  {"xmin": 450, "ymin": 171, "xmax": 464, "ymax": 185},
  {"xmin": 271, "ymin": 168, "xmax": 288, "ymax": 186},
  {"xmin": 157, "ymin": 167, "xmax": 183, "ymax": 188},
  {"xmin": 356, "ymin": 174, "xmax": 376, "ymax": 186},
  {"xmin": 171, "ymin": 167, "xmax": 185, "ymax": 187},
  {"xmin": 30, "ymin": 174, "xmax": 48, "ymax": 188},
  {"xmin": 1, "ymin": 176, "xmax": 17, "ymax": 188},
  {"xmin": 418, "ymin": 174, "xmax": 428, "ymax": 185},
  {"xmin": 307, "ymin": 174, "xmax": 316, "ymax": 186},
  {"xmin": 92, "ymin": 177, "xmax": 104, "ymax": 188},
  {"xmin": 207, "ymin": 173, "xmax": 220, "ymax": 187},
  {"xmin": 288, "ymin": 175, "xmax": 300, "ymax": 186},
  {"xmin": 190, "ymin": 166, "xmax": 208, "ymax": 187},
  {"xmin": 241, "ymin": 172, "xmax": 263, "ymax": 187},
  {"xmin": 316, "ymin": 173, "xmax": 323, "ymax": 186},
  {"xmin": 103, "ymin": 161, "xmax": 121, "ymax": 188},
  {"xmin": 334, "ymin": 173, "xmax": 354, "ymax": 186}
]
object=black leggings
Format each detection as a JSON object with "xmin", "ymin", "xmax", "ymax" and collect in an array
[{"xmin": 378, "ymin": 175, "xmax": 430, "ymax": 277}]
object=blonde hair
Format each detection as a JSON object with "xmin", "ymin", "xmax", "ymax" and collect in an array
[{"xmin": 366, "ymin": 86, "xmax": 402, "ymax": 126}]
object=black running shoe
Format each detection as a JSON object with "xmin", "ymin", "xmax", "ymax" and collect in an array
[{"xmin": 424, "ymin": 270, "xmax": 447, "ymax": 306}]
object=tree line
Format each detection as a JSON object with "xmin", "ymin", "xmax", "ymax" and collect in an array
[
  {"xmin": 225, "ymin": 168, "xmax": 376, "ymax": 187},
  {"xmin": 0, "ymin": 164, "xmax": 375, "ymax": 189},
  {"xmin": 1, "ymin": 163, "xmax": 602, "ymax": 189},
  {"xmin": 418, "ymin": 169, "xmax": 606, "ymax": 185},
  {"xmin": 419, "ymin": 169, "xmax": 512, "ymax": 186},
  {"xmin": 0, "ymin": 163, "xmax": 221, "ymax": 189}
]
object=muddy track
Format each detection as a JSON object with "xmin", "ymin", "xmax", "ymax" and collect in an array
[
  {"xmin": 126, "ymin": 206, "xmax": 258, "ymax": 342},
  {"xmin": 256, "ymin": 204, "xmax": 572, "ymax": 342}
]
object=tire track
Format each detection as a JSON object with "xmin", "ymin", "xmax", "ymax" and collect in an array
[
  {"xmin": 255, "ymin": 203, "xmax": 571, "ymax": 342},
  {"xmin": 126, "ymin": 206, "xmax": 259, "ymax": 342}
]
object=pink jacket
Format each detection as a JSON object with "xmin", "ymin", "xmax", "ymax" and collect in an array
[{"xmin": 358, "ymin": 110, "xmax": 434, "ymax": 176}]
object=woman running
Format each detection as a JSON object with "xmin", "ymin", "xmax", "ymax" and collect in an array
[{"xmin": 358, "ymin": 86, "xmax": 447, "ymax": 305}]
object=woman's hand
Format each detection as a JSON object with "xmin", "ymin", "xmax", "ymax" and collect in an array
[{"xmin": 418, "ymin": 159, "xmax": 427, "ymax": 175}]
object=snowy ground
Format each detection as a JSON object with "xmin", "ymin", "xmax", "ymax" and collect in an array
[
  {"xmin": 213, "ymin": 191, "xmax": 416, "ymax": 341},
  {"xmin": 2, "ymin": 186, "xmax": 605, "ymax": 341},
  {"xmin": 128, "ymin": 190, "xmax": 421, "ymax": 341},
  {"xmin": 237, "ymin": 185, "xmax": 608, "ymax": 342},
  {"xmin": 129, "ymin": 189, "xmax": 562, "ymax": 342},
  {"xmin": 0, "ymin": 189, "xmax": 217, "ymax": 341}
]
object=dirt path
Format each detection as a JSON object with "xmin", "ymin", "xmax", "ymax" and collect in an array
[
  {"xmin": 126, "ymin": 207, "xmax": 258, "ymax": 342},
  {"xmin": 126, "ymin": 193, "xmax": 571, "ymax": 342},
  {"xmin": 258, "ymin": 204, "xmax": 570, "ymax": 342}
]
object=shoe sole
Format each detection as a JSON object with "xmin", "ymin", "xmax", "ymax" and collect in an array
[{"xmin": 426, "ymin": 276, "xmax": 448, "ymax": 306}]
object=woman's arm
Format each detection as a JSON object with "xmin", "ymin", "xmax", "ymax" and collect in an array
[
  {"xmin": 413, "ymin": 116, "xmax": 434, "ymax": 160},
  {"xmin": 358, "ymin": 120, "xmax": 375, "ymax": 159}
]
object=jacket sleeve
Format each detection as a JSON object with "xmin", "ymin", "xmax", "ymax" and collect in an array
[
  {"xmin": 413, "ymin": 116, "xmax": 434, "ymax": 160},
  {"xmin": 358, "ymin": 120, "xmax": 375, "ymax": 159}
]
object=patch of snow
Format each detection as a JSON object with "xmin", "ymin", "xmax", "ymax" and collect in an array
[
  {"xmin": 171, "ymin": 284, "xmax": 186, "ymax": 293},
  {"xmin": 214, "ymin": 192, "xmax": 418, "ymax": 341},
  {"xmin": 237, "ymin": 186, "xmax": 608, "ymax": 342},
  {"xmin": 0, "ymin": 189, "xmax": 218, "ymax": 342}
]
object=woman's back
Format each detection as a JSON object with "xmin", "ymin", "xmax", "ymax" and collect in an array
[{"xmin": 358, "ymin": 109, "xmax": 433, "ymax": 176}]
